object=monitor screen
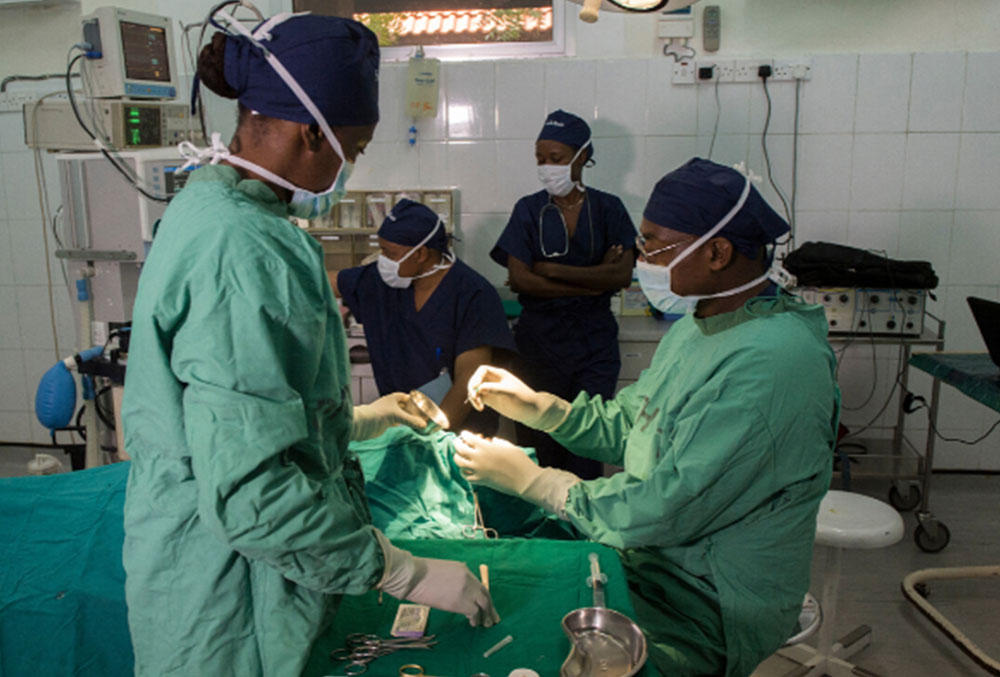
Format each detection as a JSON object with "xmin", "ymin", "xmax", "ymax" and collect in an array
[
  {"xmin": 120, "ymin": 21, "xmax": 170, "ymax": 83},
  {"xmin": 123, "ymin": 105, "xmax": 161, "ymax": 147},
  {"xmin": 163, "ymin": 166, "xmax": 190, "ymax": 194}
]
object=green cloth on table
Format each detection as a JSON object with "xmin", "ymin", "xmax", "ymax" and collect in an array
[
  {"xmin": 356, "ymin": 427, "xmax": 573, "ymax": 541},
  {"xmin": 0, "ymin": 463, "xmax": 132, "ymax": 677},
  {"xmin": 909, "ymin": 352, "xmax": 1000, "ymax": 413},
  {"xmin": 0, "ymin": 425, "xmax": 574, "ymax": 676},
  {"xmin": 304, "ymin": 539, "xmax": 649, "ymax": 677},
  {"xmin": 551, "ymin": 294, "xmax": 840, "ymax": 677}
]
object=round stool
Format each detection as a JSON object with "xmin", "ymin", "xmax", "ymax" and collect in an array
[
  {"xmin": 783, "ymin": 593, "xmax": 822, "ymax": 647},
  {"xmin": 774, "ymin": 490, "xmax": 904, "ymax": 677},
  {"xmin": 815, "ymin": 490, "xmax": 905, "ymax": 550}
]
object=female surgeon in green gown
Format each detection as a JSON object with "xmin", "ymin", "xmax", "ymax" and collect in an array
[
  {"xmin": 456, "ymin": 158, "xmax": 840, "ymax": 676},
  {"xmin": 122, "ymin": 11, "xmax": 496, "ymax": 677}
]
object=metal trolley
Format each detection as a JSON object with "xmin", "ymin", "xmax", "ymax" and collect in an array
[{"xmin": 828, "ymin": 312, "xmax": 949, "ymax": 552}]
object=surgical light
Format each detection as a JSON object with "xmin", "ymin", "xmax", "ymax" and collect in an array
[{"xmin": 567, "ymin": 0, "xmax": 701, "ymax": 23}]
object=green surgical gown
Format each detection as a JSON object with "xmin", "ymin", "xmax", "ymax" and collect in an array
[
  {"xmin": 121, "ymin": 165, "xmax": 384, "ymax": 676},
  {"xmin": 551, "ymin": 294, "xmax": 840, "ymax": 677}
]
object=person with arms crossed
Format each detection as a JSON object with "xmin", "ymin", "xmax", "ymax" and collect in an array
[{"xmin": 491, "ymin": 109, "xmax": 635, "ymax": 479}]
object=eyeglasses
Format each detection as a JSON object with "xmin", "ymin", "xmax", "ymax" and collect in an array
[{"xmin": 634, "ymin": 234, "xmax": 692, "ymax": 260}]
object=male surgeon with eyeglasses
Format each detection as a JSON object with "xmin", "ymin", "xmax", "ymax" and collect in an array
[{"xmin": 458, "ymin": 158, "xmax": 841, "ymax": 676}]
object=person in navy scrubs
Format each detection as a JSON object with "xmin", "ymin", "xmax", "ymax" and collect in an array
[
  {"xmin": 491, "ymin": 110, "xmax": 636, "ymax": 479},
  {"xmin": 337, "ymin": 199, "xmax": 516, "ymax": 434}
]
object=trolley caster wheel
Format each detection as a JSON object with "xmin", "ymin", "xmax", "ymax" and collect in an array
[
  {"xmin": 889, "ymin": 484, "xmax": 921, "ymax": 511},
  {"xmin": 914, "ymin": 522, "xmax": 951, "ymax": 553},
  {"xmin": 914, "ymin": 582, "xmax": 931, "ymax": 598}
]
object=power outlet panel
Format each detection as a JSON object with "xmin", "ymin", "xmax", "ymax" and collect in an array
[
  {"xmin": 673, "ymin": 57, "xmax": 811, "ymax": 85},
  {"xmin": 716, "ymin": 59, "xmax": 735, "ymax": 82},
  {"xmin": 696, "ymin": 59, "xmax": 734, "ymax": 82},
  {"xmin": 733, "ymin": 58, "xmax": 773, "ymax": 83},
  {"xmin": 772, "ymin": 58, "xmax": 812, "ymax": 81}
]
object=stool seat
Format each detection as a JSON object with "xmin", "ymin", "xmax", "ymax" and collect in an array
[{"xmin": 815, "ymin": 490, "xmax": 904, "ymax": 550}]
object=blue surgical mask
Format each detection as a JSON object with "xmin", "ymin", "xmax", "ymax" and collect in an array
[{"xmin": 288, "ymin": 158, "xmax": 354, "ymax": 220}]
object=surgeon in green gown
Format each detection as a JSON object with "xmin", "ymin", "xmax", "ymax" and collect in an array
[
  {"xmin": 456, "ymin": 158, "xmax": 839, "ymax": 677},
  {"xmin": 122, "ymin": 13, "xmax": 496, "ymax": 677}
]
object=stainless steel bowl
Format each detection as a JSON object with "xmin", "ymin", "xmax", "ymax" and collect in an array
[{"xmin": 560, "ymin": 606, "xmax": 648, "ymax": 677}]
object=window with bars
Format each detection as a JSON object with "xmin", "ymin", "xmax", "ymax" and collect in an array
[{"xmin": 294, "ymin": 0, "xmax": 562, "ymax": 57}]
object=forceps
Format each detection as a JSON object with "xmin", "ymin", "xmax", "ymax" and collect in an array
[
  {"xmin": 462, "ymin": 491, "xmax": 498, "ymax": 540},
  {"xmin": 331, "ymin": 634, "xmax": 437, "ymax": 675}
]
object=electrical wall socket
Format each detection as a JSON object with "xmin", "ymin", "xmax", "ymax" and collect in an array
[
  {"xmin": 671, "ymin": 60, "xmax": 696, "ymax": 84},
  {"xmin": 715, "ymin": 60, "xmax": 735, "ymax": 82},
  {"xmin": 672, "ymin": 56, "xmax": 810, "ymax": 85},
  {"xmin": 696, "ymin": 59, "xmax": 734, "ymax": 82},
  {"xmin": 733, "ymin": 58, "xmax": 773, "ymax": 83},
  {"xmin": 772, "ymin": 58, "xmax": 812, "ymax": 81}
]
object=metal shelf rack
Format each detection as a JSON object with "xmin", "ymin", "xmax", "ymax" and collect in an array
[{"xmin": 828, "ymin": 312, "xmax": 949, "ymax": 551}]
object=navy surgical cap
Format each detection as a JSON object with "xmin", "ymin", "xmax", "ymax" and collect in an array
[
  {"xmin": 643, "ymin": 158, "xmax": 789, "ymax": 258},
  {"xmin": 378, "ymin": 199, "xmax": 449, "ymax": 252},
  {"xmin": 537, "ymin": 110, "xmax": 594, "ymax": 162},
  {"xmin": 223, "ymin": 15, "xmax": 380, "ymax": 126}
]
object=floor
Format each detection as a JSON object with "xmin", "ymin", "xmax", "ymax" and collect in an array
[
  {"xmin": 2, "ymin": 448, "xmax": 998, "ymax": 677},
  {"xmin": 756, "ymin": 475, "xmax": 1000, "ymax": 677}
]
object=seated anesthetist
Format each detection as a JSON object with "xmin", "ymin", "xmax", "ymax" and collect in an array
[
  {"xmin": 457, "ymin": 158, "xmax": 841, "ymax": 677},
  {"xmin": 335, "ymin": 199, "xmax": 516, "ymax": 433}
]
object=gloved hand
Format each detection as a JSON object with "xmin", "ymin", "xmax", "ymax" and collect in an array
[
  {"xmin": 466, "ymin": 366, "xmax": 571, "ymax": 432},
  {"xmin": 452, "ymin": 430, "xmax": 543, "ymax": 495},
  {"xmin": 453, "ymin": 431, "xmax": 581, "ymax": 519},
  {"xmin": 351, "ymin": 393, "xmax": 429, "ymax": 441},
  {"xmin": 375, "ymin": 531, "xmax": 499, "ymax": 628}
]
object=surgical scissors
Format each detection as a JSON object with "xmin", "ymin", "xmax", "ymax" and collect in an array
[
  {"xmin": 331, "ymin": 634, "xmax": 437, "ymax": 674},
  {"xmin": 462, "ymin": 491, "xmax": 498, "ymax": 540}
]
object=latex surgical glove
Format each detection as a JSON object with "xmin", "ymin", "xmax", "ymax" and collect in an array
[
  {"xmin": 351, "ymin": 393, "xmax": 429, "ymax": 441},
  {"xmin": 453, "ymin": 431, "xmax": 581, "ymax": 519},
  {"xmin": 466, "ymin": 366, "xmax": 571, "ymax": 432},
  {"xmin": 375, "ymin": 531, "xmax": 500, "ymax": 628}
]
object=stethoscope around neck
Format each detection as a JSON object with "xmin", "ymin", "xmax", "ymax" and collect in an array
[{"xmin": 539, "ymin": 191, "xmax": 595, "ymax": 259}]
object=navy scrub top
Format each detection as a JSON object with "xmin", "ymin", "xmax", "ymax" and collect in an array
[
  {"xmin": 490, "ymin": 187, "xmax": 636, "ymax": 315},
  {"xmin": 338, "ymin": 258, "xmax": 516, "ymax": 396}
]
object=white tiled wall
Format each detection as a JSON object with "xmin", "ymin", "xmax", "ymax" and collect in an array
[
  {"xmin": 2, "ymin": 50, "xmax": 999, "ymax": 469},
  {"xmin": 0, "ymin": 103, "xmax": 76, "ymax": 443}
]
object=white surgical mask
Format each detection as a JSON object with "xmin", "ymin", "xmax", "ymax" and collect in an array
[
  {"xmin": 635, "ymin": 261, "xmax": 698, "ymax": 315},
  {"xmin": 177, "ymin": 11, "xmax": 353, "ymax": 220},
  {"xmin": 538, "ymin": 140, "xmax": 590, "ymax": 197},
  {"xmin": 377, "ymin": 217, "xmax": 454, "ymax": 289},
  {"xmin": 636, "ymin": 174, "xmax": 795, "ymax": 313}
]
